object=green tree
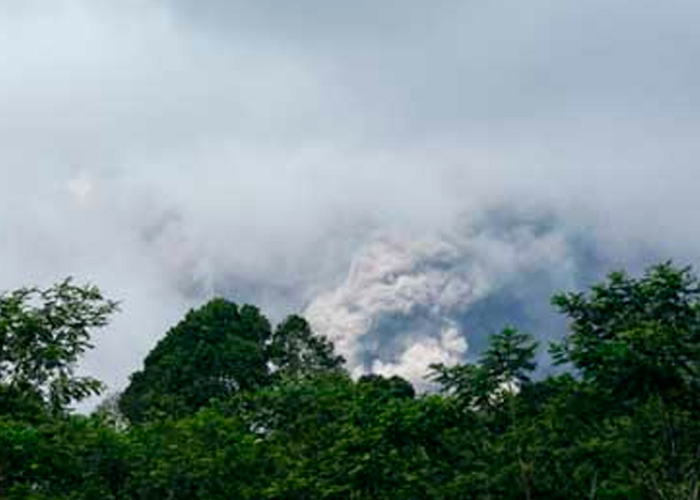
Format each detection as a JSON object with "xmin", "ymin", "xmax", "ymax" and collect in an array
[
  {"xmin": 124, "ymin": 409, "xmax": 268, "ymax": 500},
  {"xmin": 551, "ymin": 261, "xmax": 700, "ymax": 406},
  {"xmin": 357, "ymin": 374, "xmax": 415, "ymax": 401},
  {"xmin": 267, "ymin": 315, "xmax": 345, "ymax": 380},
  {"xmin": 0, "ymin": 279, "xmax": 118, "ymax": 416},
  {"xmin": 431, "ymin": 327, "xmax": 537, "ymax": 411},
  {"xmin": 0, "ymin": 414, "xmax": 130, "ymax": 500},
  {"xmin": 481, "ymin": 327, "xmax": 538, "ymax": 386},
  {"xmin": 549, "ymin": 262, "xmax": 700, "ymax": 497},
  {"xmin": 0, "ymin": 279, "xmax": 121, "ymax": 498},
  {"xmin": 119, "ymin": 299, "xmax": 272, "ymax": 424}
]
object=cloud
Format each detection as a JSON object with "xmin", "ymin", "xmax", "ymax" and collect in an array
[
  {"xmin": 371, "ymin": 322, "xmax": 467, "ymax": 389},
  {"xmin": 0, "ymin": 1, "xmax": 699, "ymax": 393},
  {"xmin": 304, "ymin": 212, "xmax": 593, "ymax": 385}
]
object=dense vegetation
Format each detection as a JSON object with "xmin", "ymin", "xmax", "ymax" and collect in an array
[{"xmin": 1, "ymin": 263, "xmax": 700, "ymax": 499}]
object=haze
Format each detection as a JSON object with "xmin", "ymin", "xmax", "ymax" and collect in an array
[{"xmin": 2, "ymin": 0, "xmax": 699, "ymax": 392}]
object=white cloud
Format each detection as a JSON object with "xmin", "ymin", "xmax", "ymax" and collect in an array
[{"xmin": 371, "ymin": 321, "xmax": 467, "ymax": 388}]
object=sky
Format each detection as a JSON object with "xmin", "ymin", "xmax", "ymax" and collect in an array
[{"xmin": 2, "ymin": 0, "xmax": 700, "ymax": 393}]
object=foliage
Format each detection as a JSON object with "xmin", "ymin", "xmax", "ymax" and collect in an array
[
  {"xmin": 118, "ymin": 299, "xmax": 272, "ymax": 424},
  {"xmin": 552, "ymin": 262, "xmax": 700, "ymax": 407},
  {"xmin": 4, "ymin": 264, "xmax": 700, "ymax": 498},
  {"xmin": 267, "ymin": 315, "xmax": 345, "ymax": 380},
  {"xmin": 119, "ymin": 303, "xmax": 346, "ymax": 425},
  {"xmin": 431, "ymin": 326, "xmax": 538, "ymax": 411},
  {"xmin": 0, "ymin": 278, "xmax": 118, "ymax": 416}
]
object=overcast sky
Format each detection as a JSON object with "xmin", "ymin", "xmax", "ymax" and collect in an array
[{"xmin": 2, "ymin": 0, "xmax": 700, "ymax": 392}]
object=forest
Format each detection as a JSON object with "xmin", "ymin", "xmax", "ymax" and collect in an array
[{"xmin": 1, "ymin": 262, "xmax": 699, "ymax": 499}]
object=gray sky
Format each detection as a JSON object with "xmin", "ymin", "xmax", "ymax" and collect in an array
[{"xmin": 2, "ymin": 0, "xmax": 700, "ymax": 391}]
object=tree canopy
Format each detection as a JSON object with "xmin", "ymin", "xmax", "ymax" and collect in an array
[
  {"xmin": 119, "ymin": 300, "xmax": 345, "ymax": 424},
  {"xmin": 118, "ymin": 299, "xmax": 272, "ymax": 423},
  {"xmin": 0, "ymin": 278, "xmax": 118, "ymax": 417},
  {"xmin": 3, "ymin": 263, "xmax": 700, "ymax": 499}
]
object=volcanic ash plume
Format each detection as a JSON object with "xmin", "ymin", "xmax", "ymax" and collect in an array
[{"xmin": 304, "ymin": 219, "xmax": 581, "ymax": 385}]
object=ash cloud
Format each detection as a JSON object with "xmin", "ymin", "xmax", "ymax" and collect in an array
[
  {"xmin": 0, "ymin": 1, "xmax": 698, "ymax": 393},
  {"xmin": 305, "ymin": 211, "xmax": 599, "ymax": 385}
]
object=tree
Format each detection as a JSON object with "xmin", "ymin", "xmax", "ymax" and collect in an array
[
  {"xmin": 551, "ymin": 261, "xmax": 700, "ymax": 406},
  {"xmin": 431, "ymin": 327, "xmax": 538, "ymax": 411},
  {"xmin": 119, "ymin": 299, "xmax": 272, "ymax": 424},
  {"xmin": 267, "ymin": 315, "xmax": 345, "ymax": 380},
  {"xmin": 548, "ymin": 262, "xmax": 700, "ymax": 497},
  {"xmin": 357, "ymin": 374, "xmax": 415, "ymax": 401},
  {"xmin": 124, "ymin": 409, "xmax": 268, "ymax": 500},
  {"xmin": 0, "ymin": 279, "xmax": 119, "ymax": 497},
  {"xmin": 121, "ymin": 306, "xmax": 347, "ymax": 424},
  {"xmin": 480, "ymin": 327, "xmax": 538, "ymax": 386},
  {"xmin": 0, "ymin": 278, "xmax": 118, "ymax": 416}
]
